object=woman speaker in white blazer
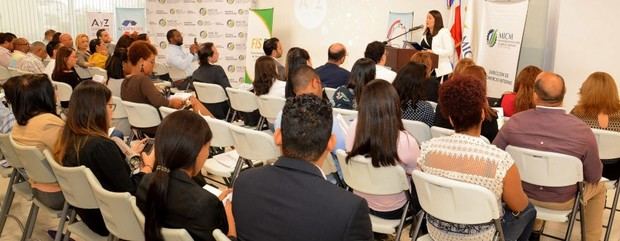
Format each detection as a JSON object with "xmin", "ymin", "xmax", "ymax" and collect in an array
[{"xmin": 420, "ymin": 10, "xmax": 454, "ymax": 81}]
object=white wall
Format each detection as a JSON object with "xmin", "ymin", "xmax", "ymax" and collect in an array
[
  {"xmin": 553, "ymin": 0, "xmax": 620, "ymax": 110},
  {"xmin": 253, "ymin": 0, "xmax": 449, "ymax": 70}
]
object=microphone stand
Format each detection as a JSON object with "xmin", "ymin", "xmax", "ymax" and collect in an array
[{"xmin": 385, "ymin": 28, "xmax": 417, "ymax": 45}]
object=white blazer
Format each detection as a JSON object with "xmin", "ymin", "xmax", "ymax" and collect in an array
[{"xmin": 421, "ymin": 28, "xmax": 454, "ymax": 77}]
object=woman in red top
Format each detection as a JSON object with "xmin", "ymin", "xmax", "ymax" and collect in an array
[{"xmin": 501, "ymin": 66, "xmax": 542, "ymax": 117}]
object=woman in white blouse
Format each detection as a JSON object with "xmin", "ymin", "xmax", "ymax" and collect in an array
[
  {"xmin": 420, "ymin": 10, "xmax": 454, "ymax": 81},
  {"xmin": 253, "ymin": 56, "xmax": 286, "ymax": 98}
]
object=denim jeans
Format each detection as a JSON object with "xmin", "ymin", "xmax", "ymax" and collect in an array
[{"xmin": 502, "ymin": 202, "xmax": 536, "ymax": 241}]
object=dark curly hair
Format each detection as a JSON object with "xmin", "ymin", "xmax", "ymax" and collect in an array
[
  {"xmin": 439, "ymin": 74, "xmax": 486, "ymax": 132},
  {"xmin": 253, "ymin": 56, "xmax": 279, "ymax": 96},
  {"xmin": 281, "ymin": 94, "xmax": 333, "ymax": 162}
]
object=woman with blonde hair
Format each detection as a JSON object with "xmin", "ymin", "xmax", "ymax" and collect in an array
[
  {"xmin": 450, "ymin": 58, "xmax": 475, "ymax": 79},
  {"xmin": 75, "ymin": 33, "xmax": 93, "ymax": 68},
  {"xmin": 571, "ymin": 71, "xmax": 620, "ymax": 180},
  {"xmin": 501, "ymin": 66, "xmax": 542, "ymax": 117}
]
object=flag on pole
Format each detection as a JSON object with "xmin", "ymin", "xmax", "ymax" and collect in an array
[
  {"xmin": 461, "ymin": 0, "xmax": 474, "ymax": 59},
  {"xmin": 449, "ymin": 0, "xmax": 462, "ymax": 59}
]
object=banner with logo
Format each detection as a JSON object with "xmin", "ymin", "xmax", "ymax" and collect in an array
[
  {"xmin": 475, "ymin": 0, "xmax": 528, "ymax": 97},
  {"xmin": 386, "ymin": 12, "xmax": 414, "ymax": 48},
  {"xmin": 146, "ymin": 0, "xmax": 251, "ymax": 84},
  {"xmin": 116, "ymin": 8, "xmax": 146, "ymax": 40},
  {"xmin": 244, "ymin": 8, "xmax": 274, "ymax": 83},
  {"xmin": 86, "ymin": 12, "xmax": 114, "ymax": 39}
]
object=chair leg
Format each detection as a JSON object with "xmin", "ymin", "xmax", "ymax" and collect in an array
[
  {"xmin": 0, "ymin": 169, "xmax": 18, "ymax": 236},
  {"xmin": 395, "ymin": 201, "xmax": 410, "ymax": 241},
  {"xmin": 20, "ymin": 203, "xmax": 39, "ymax": 241},
  {"xmin": 493, "ymin": 218, "xmax": 506, "ymax": 241},
  {"xmin": 410, "ymin": 210, "xmax": 425, "ymax": 241},
  {"xmin": 604, "ymin": 182, "xmax": 620, "ymax": 241},
  {"xmin": 230, "ymin": 110, "xmax": 237, "ymax": 123},
  {"xmin": 54, "ymin": 202, "xmax": 70, "ymax": 241},
  {"xmin": 230, "ymin": 157, "xmax": 244, "ymax": 186},
  {"xmin": 62, "ymin": 208, "xmax": 77, "ymax": 241},
  {"xmin": 564, "ymin": 190, "xmax": 582, "ymax": 241},
  {"xmin": 225, "ymin": 108, "xmax": 231, "ymax": 122}
]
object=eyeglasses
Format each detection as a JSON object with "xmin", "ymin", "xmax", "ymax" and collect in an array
[{"xmin": 107, "ymin": 103, "xmax": 117, "ymax": 111}]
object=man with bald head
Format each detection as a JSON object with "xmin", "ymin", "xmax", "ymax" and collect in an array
[
  {"xmin": 59, "ymin": 33, "xmax": 73, "ymax": 48},
  {"xmin": 494, "ymin": 71, "xmax": 605, "ymax": 241},
  {"xmin": 17, "ymin": 41, "xmax": 47, "ymax": 74},
  {"xmin": 315, "ymin": 43, "xmax": 350, "ymax": 88}
]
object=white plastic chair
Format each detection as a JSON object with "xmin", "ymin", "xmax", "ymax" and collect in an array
[
  {"xmin": 168, "ymin": 65, "xmax": 187, "ymax": 82},
  {"xmin": 110, "ymin": 96, "xmax": 131, "ymax": 137},
  {"xmin": 257, "ymin": 95, "xmax": 286, "ymax": 127},
  {"xmin": 8, "ymin": 67, "xmax": 32, "ymax": 77},
  {"xmin": 426, "ymin": 101, "xmax": 438, "ymax": 111},
  {"xmin": 430, "ymin": 126, "xmax": 490, "ymax": 143},
  {"xmin": 324, "ymin": 87, "xmax": 337, "ymax": 105},
  {"xmin": 590, "ymin": 128, "xmax": 620, "ymax": 241},
  {"xmin": 332, "ymin": 108, "xmax": 357, "ymax": 122},
  {"xmin": 11, "ymin": 139, "xmax": 70, "ymax": 241},
  {"xmin": 226, "ymin": 87, "xmax": 259, "ymax": 127},
  {"xmin": 202, "ymin": 117, "xmax": 238, "ymax": 186},
  {"xmin": 411, "ymin": 170, "xmax": 505, "ymax": 241},
  {"xmin": 228, "ymin": 124, "xmax": 280, "ymax": 185},
  {"xmin": 505, "ymin": 145, "xmax": 585, "ymax": 241},
  {"xmin": 212, "ymin": 229, "xmax": 231, "ymax": 241},
  {"xmin": 193, "ymin": 82, "xmax": 230, "ymax": 120},
  {"xmin": 162, "ymin": 228, "xmax": 194, "ymax": 241},
  {"xmin": 52, "ymin": 80, "xmax": 73, "ymax": 102},
  {"xmin": 43, "ymin": 150, "xmax": 108, "ymax": 241},
  {"xmin": 335, "ymin": 149, "xmax": 410, "ymax": 240},
  {"xmin": 159, "ymin": 106, "xmax": 178, "ymax": 119},
  {"xmin": 88, "ymin": 67, "xmax": 108, "ymax": 80},
  {"xmin": 87, "ymin": 169, "xmax": 145, "ymax": 241},
  {"xmin": 0, "ymin": 133, "xmax": 27, "ymax": 237},
  {"xmin": 106, "ymin": 78, "xmax": 124, "ymax": 97},
  {"xmin": 121, "ymin": 100, "xmax": 162, "ymax": 138},
  {"xmin": 402, "ymin": 120, "xmax": 432, "ymax": 144}
]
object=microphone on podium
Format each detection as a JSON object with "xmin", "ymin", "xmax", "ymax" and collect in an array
[
  {"xmin": 385, "ymin": 24, "xmax": 425, "ymax": 45},
  {"xmin": 409, "ymin": 24, "xmax": 425, "ymax": 31}
]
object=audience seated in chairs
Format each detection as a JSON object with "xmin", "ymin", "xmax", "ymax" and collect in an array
[
  {"xmin": 392, "ymin": 62, "xmax": 435, "ymax": 126},
  {"xmin": 571, "ymin": 71, "xmax": 620, "ymax": 180},
  {"xmin": 233, "ymin": 94, "xmax": 373, "ymax": 241},
  {"xmin": 136, "ymin": 110, "xmax": 235, "ymax": 241},
  {"xmin": 493, "ymin": 71, "xmax": 606, "ymax": 241},
  {"xmin": 333, "ymin": 58, "xmax": 375, "ymax": 110},
  {"xmin": 52, "ymin": 46, "xmax": 84, "ymax": 89},
  {"xmin": 191, "ymin": 42, "xmax": 232, "ymax": 119},
  {"xmin": 88, "ymin": 38, "xmax": 108, "ymax": 69},
  {"xmin": 284, "ymin": 47, "xmax": 311, "ymax": 98},
  {"xmin": 315, "ymin": 43, "xmax": 350, "ymax": 89},
  {"xmin": 16, "ymin": 41, "xmax": 47, "ymax": 74},
  {"xmin": 54, "ymin": 80, "xmax": 154, "ymax": 236},
  {"xmin": 105, "ymin": 34, "xmax": 135, "ymax": 80},
  {"xmin": 345, "ymin": 79, "xmax": 419, "ymax": 219},
  {"xmin": 501, "ymin": 65, "xmax": 542, "ymax": 117},
  {"xmin": 410, "ymin": 52, "xmax": 440, "ymax": 102},
  {"xmin": 418, "ymin": 74, "xmax": 536, "ymax": 241},
  {"xmin": 252, "ymin": 55, "xmax": 286, "ymax": 98}
]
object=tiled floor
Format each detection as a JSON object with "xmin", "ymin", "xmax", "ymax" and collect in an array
[{"xmin": 0, "ymin": 175, "xmax": 617, "ymax": 241}]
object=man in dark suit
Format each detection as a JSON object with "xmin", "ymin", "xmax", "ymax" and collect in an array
[
  {"xmin": 233, "ymin": 91, "xmax": 373, "ymax": 241},
  {"xmin": 315, "ymin": 43, "xmax": 351, "ymax": 88},
  {"xmin": 263, "ymin": 37, "xmax": 285, "ymax": 80}
]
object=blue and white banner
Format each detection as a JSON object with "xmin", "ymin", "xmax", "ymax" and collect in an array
[
  {"xmin": 475, "ymin": 0, "xmax": 528, "ymax": 97},
  {"xmin": 386, "ymin": 11, "xmax": 414, "ymax": 48},
  {"xmin": 116, "ymin": 8, "xmax": 146, "ymax": 40}
]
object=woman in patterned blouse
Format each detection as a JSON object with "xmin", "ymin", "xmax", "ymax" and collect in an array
[
  {"xmin": 392, "ymin": 62, "xmax": 435, "ymax": 126},
  {"xmin": 417, "ymin": 75, "xmax": 536, "ymax": 241},
  {"xmin": 333, "ymin": 58, "xmax": 375, "ymax": 110}
]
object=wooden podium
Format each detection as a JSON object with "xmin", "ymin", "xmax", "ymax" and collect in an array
[{"xmin": 385, "ymin": 46, "xmax": 438, "ymax": 72}]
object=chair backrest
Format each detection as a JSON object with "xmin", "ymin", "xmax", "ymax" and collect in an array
[
  {"xmin": 412, "ymin": 170, "xmax": 501, "ymax": 224},
  {"xmin": 324, "ymin": 87, "xmax": 337, "ymax": 104},
  {"xmin": 121, "ymin": 100, "xmax": 162, "ymax": 128},
  {"xmin": 88, "ymin": 67, "xmax": 108, "ymax": 80},
  {"xmin": 427, "ymin": 101, "xmax": 438, "ymax": 111},
  {"xmin": 0, "ymin": 133, "xmax": 22, "ymax": 168},
  {"xmin": 591, "ymin": 128, "xmax": 620, "ymax": 160},
  {"xmin": 332, "ymin": 108, "xmax": 357, "ymax": 122},
  {"xmin": 88, "ymin": 172, "xmax": 145, "ymax": 241},
  {"xmin": 162, "ymin": 228, "xmax": 194, "ymax": 241},
  {"xmin": 212, "ymin": 229, "xmax": 230, "ymax": 241},
  {"xmin": 430, "ymin": 126, "xmax": 454, "ymax": 138},
  {"xmin": 111, "ymin": 96, "xmax": 128, "ymax": 119},
  {"xmin": 335, "ymin": 149, "xmax": 409, "ymax": 195},
  {"xmin": 8, "ymin": 67, "xmax": 32, "ymax": 77},
  {"xmin": 229, "ymin": 124, "xmax": 279, "ymax": 161},
  {"xmin": 226, "ymin": 87, "xmax": 258, "ymax": 112},
  {"xmin": 52, "ymin": 81, "xmax": 73, "ymax": 102},
  {"xmin": 107, "ymin": 78, "xmax": 124, "ymax": 97},
  {"xmin": 402, "ymin": 119, "xmax": 431, "ymax": 144},
  {"xmin": 43, "ymin": 149, "xmax": 100, "ymax": 209},
  {"xmin": 11, "ymin": 138, "xmax": 57, "ymax": 184},
  {"xmin": 257, "ymin": 95, "xmax": 286, "ymax": 122},
  {"xmin": 153, "ymin": 62, "xmax": 169, "ymax": 76},
  {"xmin": 204, "ymin": 117, "xmax": 235, "ymax": 148},
  {"xmin": 158, "ymin": 106, "xmax": 178, "ymax": 119},
  {"xmin": 168, "ymin": 65, "xmax": 187, "ymax": 81},
  {"xmin": 193, "ymin": 82, "xmax": 228, "ymax": 103},
  {"xmin": 506, "ymin": 145, "xmax": 583, "ymax": 187}
]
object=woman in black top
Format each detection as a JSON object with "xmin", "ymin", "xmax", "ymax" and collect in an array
[
  {"xmin": 284, "ymin": 47, "xmax": 311, "ymax": 98},
  {"xmin": 137, "ymin": 110, "xmax": 233, "ymax": 241},
  {"xmin": 191, "ymin": 42, "xmax": 231, "ymax": 120},
  {"xmin": 54, "ymin": 80, "xmax": 153, "ymax": 235},
  {"xmin": 52, "ymin": 46, "xmax": 83, "ymax": 89}
]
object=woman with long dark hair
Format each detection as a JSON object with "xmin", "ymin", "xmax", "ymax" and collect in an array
[
  {"xmin": 54, "ymin": 81, "xmax": 153, "ymax": 235},
  {"xmin": 420, "ymin": 10, "xmax": 454, "ymax": 81},
  {"xmin": 252, "ymin": 55, "xmax": 285, "ymax": 98},
  {"xmin": 191, "ymin": 42, "xmax": 231, "ymax": 119},
  {"xmin": 284, "ymin": 47, "xmax": 311, "ymax": 98},
  {"xmin": 392, "ymin": 62, "xmax": 435, "ymax": 126},
  {"xmin": 345, "ymin": 79, "xmax": 419, "ymax": 219},
  {"xmin": 105, "ymin": 34, "xmax": 136, "ymax": 79},
  {"xmin": 137, "ymin": 111, "xmax": 234, "ymax": 241},
  {"xmin": 52, "ymin": 46, "xmax": 83, "ymax": 88},
  {"xmin": 333, "ymin": 58, "xmax": 375, "ymax": 110}
]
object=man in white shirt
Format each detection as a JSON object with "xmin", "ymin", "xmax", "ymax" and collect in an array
[
  {"xmin": 364, "ymin": 41, "xmax": 396, "ymax": 83},
  {"xmin": 44, "ymin": 40, "xmax": 62, "ymax": 79},
  {"xmin": 17, "ymin": 41, "xmax": 47, "ymax": 74},
  {"xmin": 164, "ymin": 29, "xmax": 199, "ymax": 81},
  {"xmin": 0, "ymin": 33, "xmax": 16, "ymax": 68},
  {"xmin": 10, "ymin": 38, "xmax": 29, "ymax": 68},
  {"xmin": 263, "ymin": 37, "xmax": 285, "ymax": 80},
  {"xmin": 96, "ymin": 29, "xmax": 115, "ymax": 55},
  {"xmin": 59, "ymin": 33, "xmax": 73, "ymax": 48}
]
